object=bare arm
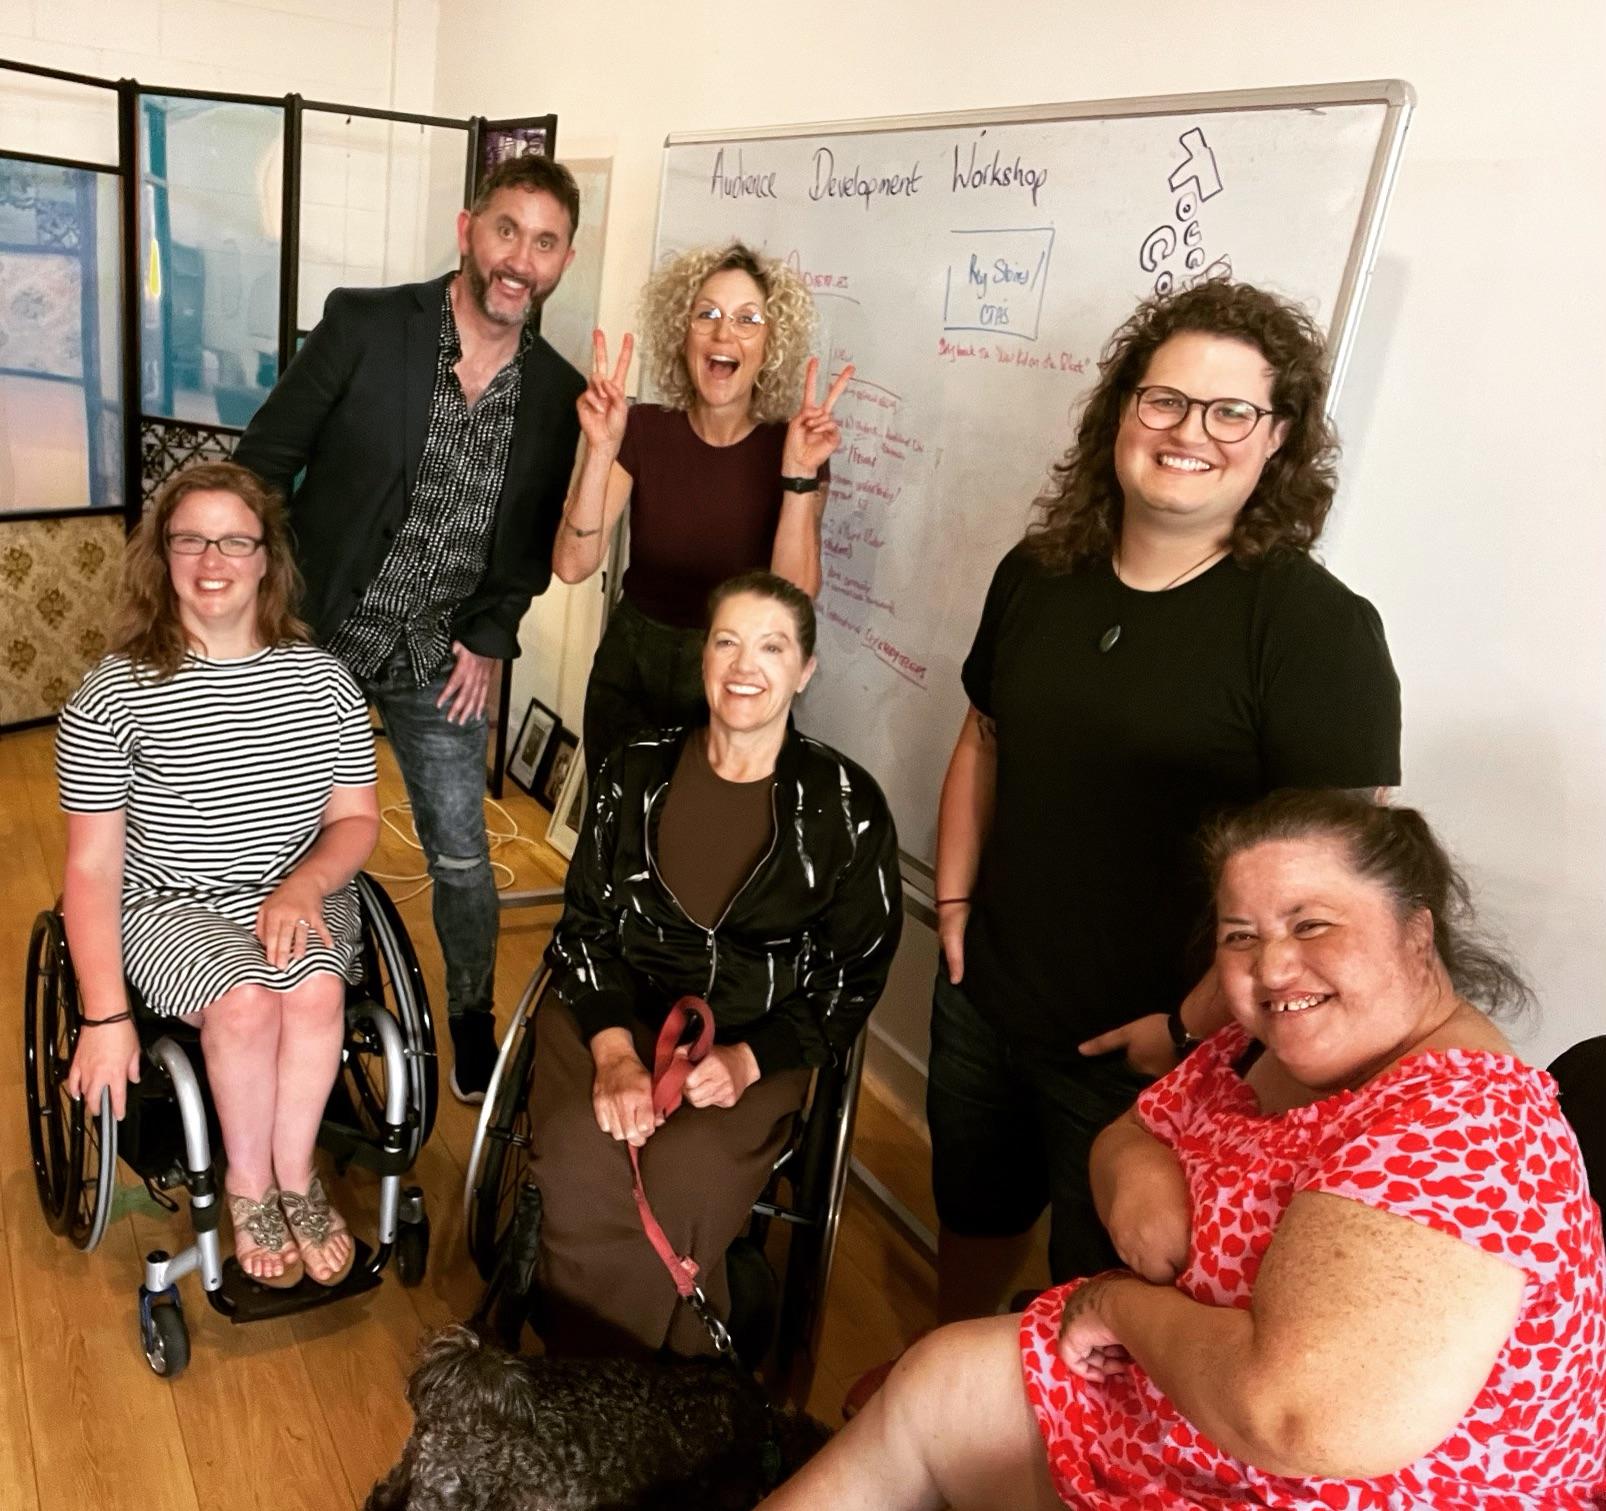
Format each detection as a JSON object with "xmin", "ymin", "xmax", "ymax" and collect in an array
[
  {"xmin": 771, "ymin": 358, "xmax": 852, "ymax": 600},
  {"xmin": 61, "ymin": 809, "xmax": 142, "ymax": 1118},
  {"xmin": 1089, "ymin": 1110, "xmax": 1191, "ymax": 1283},
  {"xmin": 1071, "ymin": 1192, "xmax": 1525, "ymax": 1477},
  {"xmin": 254, "ymin": 783, "xmax": 379, "ymax": 967},
  {"xmin": 554, "ymin": 330, "xmax": 635, "ymax": 585},
  {"xmin": 769, "ymin": 484, "xmax": 825, "ymax": 598},
  {"xmin": 553, "ymin": 453, "xmax": 633, "ymax": 584},
  {"xmin": 933, "ymin": 705, "xmax": 997, "ymax": 982}
]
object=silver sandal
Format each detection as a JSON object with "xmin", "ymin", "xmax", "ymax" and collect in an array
[
  {"xmin": 226, "ymin": 1185, "xmax": 303, "ymax": 1289},
  {"xmin": 279, "ymin": 1174, "xmax": 355, "ymax": 1287}
]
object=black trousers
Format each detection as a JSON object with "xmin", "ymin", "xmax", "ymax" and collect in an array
[
  {"xmin": 582, "ymin": 596, "xmax": 706, "ymax": 785},
  {"xmin": 926, "ymin": 966, "xmax": 1154, "ymax": 1283}
]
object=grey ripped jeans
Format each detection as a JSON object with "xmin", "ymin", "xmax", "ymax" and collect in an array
[{"xmin": 362, "ymin": 647, "xmax": 497, "ymax": 1020}]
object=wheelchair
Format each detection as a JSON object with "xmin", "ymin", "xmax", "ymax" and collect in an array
[
  {"xmin": 23, "ymin": 872, "xmax": 437, "ymax": 1380},
  {"xmin": 462, "ymin": 965, "xmax": 866, "ymax": 1403}
]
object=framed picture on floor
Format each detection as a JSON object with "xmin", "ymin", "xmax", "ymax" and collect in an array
[
  {"xmin": 538, "ymin": 728, "xmax": 579, "ymax": 811},
  {"xmin": 508, "ymin": 697, "xmax": 558, "ymax": 794},
  {"xmin": 547, "ymin": 742, "xmax": 587, "ymax": 860}
]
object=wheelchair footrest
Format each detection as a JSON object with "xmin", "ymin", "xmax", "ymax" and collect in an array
[{"xmin": 206, "ymin": 1239, "xmax": 382, "ymax": 1323}]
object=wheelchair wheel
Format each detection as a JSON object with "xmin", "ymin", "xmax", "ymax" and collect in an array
[
  {"xmin": 24, "ymin": 911, "xmax": 116, "ymax": 1252},
  {"xmin": 344, "ymin": 874, "xmax": 437, "ymax": 1166},
  {"xmin": 140, "ymin": 1288, "xmax": 190, "ymax": 1380},
  {"xmin": 466, "ymin": 998, "xmax": 539, "ymax": 1281}
]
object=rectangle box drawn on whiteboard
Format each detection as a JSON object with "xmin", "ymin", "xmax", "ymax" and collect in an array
[{"xmin": 942, "ymin": 227, "xmax": 1055, "ymax": 339}]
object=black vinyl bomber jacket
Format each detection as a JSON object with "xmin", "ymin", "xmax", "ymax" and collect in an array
[{"xmin": 546, "ymin": 724, "xmax": 903, "ymax": 1077}]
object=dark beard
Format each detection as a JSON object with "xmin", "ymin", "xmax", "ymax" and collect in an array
[{"xmin": 461, "ymin": 259, "xmax": 541, "ymax": 328}]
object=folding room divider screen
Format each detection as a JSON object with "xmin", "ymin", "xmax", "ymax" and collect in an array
[{"xmin": 0, "ymin": 54, "xmax": 554, "ymax": 759}]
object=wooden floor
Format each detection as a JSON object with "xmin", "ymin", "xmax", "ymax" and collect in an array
[{"xmin": 0, "ymin": 724, "xmax": 957, "ymax": 1510}]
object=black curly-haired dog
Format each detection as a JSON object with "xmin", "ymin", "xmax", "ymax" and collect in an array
[{"xmin": 363, "ymin": 1326, "xmax": 830, "ymax": 1510}]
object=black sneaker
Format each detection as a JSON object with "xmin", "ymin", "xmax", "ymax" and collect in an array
[{"xmin": 449, "ymin": 1012, "xmax": 499, "ymax": 1105}]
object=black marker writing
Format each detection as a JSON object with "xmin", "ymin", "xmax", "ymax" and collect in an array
[
  {"xmin": 710, "ymin": 147, "xmax": 777, "ymax": 200},
  {"xmin": 951, "ymin": 131, "xmax": 1048, "ymax": 206},
  {"xmin": 809, "ymin": 146, "xmax": 923, "ymax": 209}
]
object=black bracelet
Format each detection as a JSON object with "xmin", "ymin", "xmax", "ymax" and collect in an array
[
  {"xmin": 1166, "ymin": 1007, "xmax": 1202, "ymax": 1056},
  {"xmin": 80, "ymin": 1011, "xmax": 132, "ymax": 1028},
  {"xmin": 934, "ymin": 896, "xmax": 971, "ymax": 906},
  {"xmin": 779, "ymin": 475, "xmax": 821, "ymax": 493}
]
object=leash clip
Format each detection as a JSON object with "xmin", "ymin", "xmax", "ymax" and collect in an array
[{"xmin": 689, "ymin": 1283, "xmax": 740, "ymax": 1361}]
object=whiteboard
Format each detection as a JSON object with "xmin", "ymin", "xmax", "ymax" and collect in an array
[{"xmin": 651, "ymin": 82, "xmax": 1413, "ymax": 878}]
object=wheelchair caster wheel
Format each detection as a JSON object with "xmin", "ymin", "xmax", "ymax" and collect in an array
[
  {"xmin": 139, "ymin": 1287, "xmax": 190, "ymax": 1380},
  {"xmin": 396, "ymin": 1214, "xmax": 430, "ymax": 1288}
]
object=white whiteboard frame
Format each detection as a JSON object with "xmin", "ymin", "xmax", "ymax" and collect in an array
[
  {"xmin": 654, "ymin": 79, "xmax": 1416, "ymax": 897},
  {"xmin": 660, "ymin": 78, "xmax": 1413, "ymax": 417}
]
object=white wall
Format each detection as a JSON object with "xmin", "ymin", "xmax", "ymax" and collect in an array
[
  {"xmin": 437, "ymin": 0, "xmax": 1606, "ymax": 1089},
  {"xmin": 0, "ymin": 0, "xmax": 439, "ymax": 123}
]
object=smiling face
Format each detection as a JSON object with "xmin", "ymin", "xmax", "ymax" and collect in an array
[
  {"xmin": 1113, "ymin": 331, "xmax": 1288, "ymax": 541},
  {"xmin": 683, "ymin": 267, "xmax": 769, "ymax": 417},
  {"xmin": 1215, "ymin": 837, "xmax": 1446, "ymax": 1092},
  {"xmin": 165, "ymin": 488, "xmax": 268, "ymax": 652},
  {"xmin": 703, "ymin": 590, "xmax": 815, "ymax": 740},
  {"xmin": 456, "ymin": 186, "xmax": 576, "ymax": 329}
]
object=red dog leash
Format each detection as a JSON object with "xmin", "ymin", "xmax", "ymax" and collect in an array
[{"xmin": 628, "ymin": 996, "xmax": 738, "ymax": 1358}]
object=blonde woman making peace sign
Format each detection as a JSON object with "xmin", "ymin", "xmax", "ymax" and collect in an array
[{"xmin": 553, "ymin": 242, "xmax": 852, "ymax": 781}]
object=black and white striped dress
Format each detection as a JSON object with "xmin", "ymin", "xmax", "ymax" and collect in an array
[{"xmin": 56, "ymin": 642, "xmax": 378, "ymax": 1016}]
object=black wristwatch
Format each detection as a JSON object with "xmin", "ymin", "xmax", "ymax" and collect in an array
[
  {"xmin": 1166, "ymin": 1007, "xmax": 1203, "ymax": 1057},
  {"xmin": 779, "ymin": 475, "xmax": 821, "ymax": 493}
]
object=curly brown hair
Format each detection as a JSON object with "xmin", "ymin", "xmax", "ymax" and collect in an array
[
  {"xmin": 113, "ymin": 460, "xmax": 309, "ymax": 678},
  {"xmin": 1027, "ymin": 280, "xmax": 1339, "ymax": 572},
  {"xmin": 639, "ymin": 243, "xmax": 816, "ymax": 423}
]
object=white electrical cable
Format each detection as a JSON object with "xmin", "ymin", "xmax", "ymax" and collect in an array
[{"xmin": 364, "ymin": 799, "xmax": 553, "ymax": 903}]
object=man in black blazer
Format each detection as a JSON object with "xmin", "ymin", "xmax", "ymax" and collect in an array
[{"xmin": 235, "ymin": 154, "xmax": 586, "ymax": 1103}]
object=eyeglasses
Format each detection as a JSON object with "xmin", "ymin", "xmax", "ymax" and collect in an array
[
  {"xmin": 166, "ymin": 532, "xmax": 264, "ymax": 557},
  {"xmin": 1132, "ymin": 386, "xmax": 1277, "ymax": 444},
  {"xmin": 689, "ymin": 304, "xmax": 767, "ymax": 340}
]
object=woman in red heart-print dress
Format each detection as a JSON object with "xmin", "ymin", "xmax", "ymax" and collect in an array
[{"xmin": 760, "ymin": 791, "xmax": 1606, "ymax": 1510}]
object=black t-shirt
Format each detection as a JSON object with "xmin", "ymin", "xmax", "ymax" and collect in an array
[{"xmin": 960, "ymin": 543, "xmax": 1401, "ymax": 1057}]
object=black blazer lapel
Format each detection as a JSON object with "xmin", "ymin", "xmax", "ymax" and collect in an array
[
  {"xmin": 495, "ymin": 337, "xmax": 554, "ymax": 526},
  {"xmin": 402, "ymin": 278, "xmax": 448, "ymax": 500}
]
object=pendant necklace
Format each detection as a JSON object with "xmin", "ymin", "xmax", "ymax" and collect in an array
[{"xmin": 1098, "ymin": 546, "xmax": 1226, "ymax": 653}]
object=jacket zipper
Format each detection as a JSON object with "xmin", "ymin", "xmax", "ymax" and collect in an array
[{"xmin": 643, "ymin": 779, "xmax": 781, "ymax": 1001}]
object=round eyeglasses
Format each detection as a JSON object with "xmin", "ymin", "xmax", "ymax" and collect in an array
[
  {"xmin": 1132, "ymin": 385, "xmax": 1277, "ymax": 445},
  {"xmin": 166, "ymin": 532, "xmax": 264, "ymax": 557},
  {"xmin": 689, "ymin": 304, "xmax": 767, "ymax": 340}
]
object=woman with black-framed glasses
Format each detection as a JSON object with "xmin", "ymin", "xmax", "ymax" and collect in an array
[
  {"xmin": 57, "ymin": 460, "xmax": 380, "ymax": 1292},
  {"xmin": 551, "ymin": 242, "xmax": 852, "ymax": 783},
  {"xmin": 846, "ymin": 279, "xmax": 1403, "ymax": 1417}
]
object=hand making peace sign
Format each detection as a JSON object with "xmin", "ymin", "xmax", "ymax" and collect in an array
[
  {"xmin": 577, "ymin": 328, "xmax": 635, "ymax": 457},
  {"xmin": 782, "ymin": 357, "xmax": 855, "ymax": 478}
]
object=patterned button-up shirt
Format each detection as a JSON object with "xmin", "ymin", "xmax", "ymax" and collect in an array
[{"xmin": 328, "ymin": 285, "xmax": 530, "ymax": 684}]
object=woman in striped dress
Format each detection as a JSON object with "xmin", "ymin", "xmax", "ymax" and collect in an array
[{"xmin": 60, "ymin": 461, "xmax": 380, "ymax": 1289}]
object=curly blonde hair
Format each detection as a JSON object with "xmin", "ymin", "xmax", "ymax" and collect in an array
[
  {"xmin": 638, "ymin": 243, "xmax": 816, "ymax": 423},
  {"xmin": 114, "ymin": 461, "xmax": 309, "ymax": 679}
]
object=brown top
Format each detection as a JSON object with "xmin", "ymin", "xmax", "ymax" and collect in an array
[
  {"xmin": 616, "ymin": 403, "xmax": 828, "ymax": 629},
  {"xmin": 656, "ymin": 728, "xmax": 776, "ymax": 928}
]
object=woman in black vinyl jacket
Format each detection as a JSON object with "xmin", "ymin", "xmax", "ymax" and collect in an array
[{"xmin": 530, "ymin": 569, "xmax": 901, "ymax": 1356}]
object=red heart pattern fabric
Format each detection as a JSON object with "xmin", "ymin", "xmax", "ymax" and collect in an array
[{"xmin": 1019, "ymin": 1027, "xmax": 1606, "ymax": 1508}]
